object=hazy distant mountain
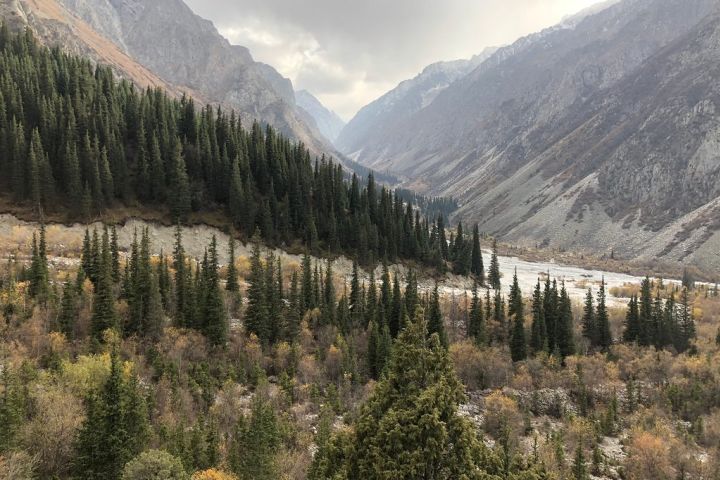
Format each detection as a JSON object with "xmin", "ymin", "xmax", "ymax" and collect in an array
[
  {"xmin": 342, "ymin": 0, "xmax": 720, "ymax": 271},
  {"xmin": 337, "ymin": 47, "xmax": 497, "ymax": 158},
  {"xmin": 295, "ymin": 90, "xmax": 346, "ymax": 144},
  {"xmin": 2, "ymin": 0, "xmax": 336, "ymax": 157}
]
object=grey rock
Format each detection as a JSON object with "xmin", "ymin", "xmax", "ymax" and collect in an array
[
  {"xmin": 296, "ymin": 89, "xmax": 346, "ymax": 144},
  {"xmin": 342, "ymin": 0, "xmax": 720, "ymax": 272}
]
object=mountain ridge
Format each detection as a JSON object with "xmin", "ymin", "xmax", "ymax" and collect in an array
[{"xmin": 339, "ymin": 0, "xmax": 720, "ymax": 271}]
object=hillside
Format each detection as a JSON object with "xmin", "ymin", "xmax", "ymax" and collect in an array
[
  {"xmin": 341, "ymin": 0, "xmax": 720, "ymax": 273},
  {"xmin": 295, "ymin": 90, "xmax": 345, "ymax": 144},
  {"xmin": 2, "ymin": 0, "xmax": 339, "ymax": 159},
  {"xmin": 336, "ymin": 47, "xmax": 497, "ymax": 163}
]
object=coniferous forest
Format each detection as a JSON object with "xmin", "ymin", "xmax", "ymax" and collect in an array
[
  {"xmin": 1, "ymin": 25, "xmax": 719, "ymax": 480},
  {"xmin": 0, "ymin": 25, "xmax": 462, "ymax": 270}
]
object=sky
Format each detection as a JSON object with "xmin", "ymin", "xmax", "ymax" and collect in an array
[{"xmin": 184, "ymin": 0, "xmax": 605, "ymax": 122}]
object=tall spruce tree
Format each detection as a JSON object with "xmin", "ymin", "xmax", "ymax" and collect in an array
[
  {"xmin": 595, "ymin": 279, "xmax": 612, "ymax": 350},
  {"xmin": 310, "ymin": 306, "xmax": 516, "ymax": 480},
  {"xmin": 488, "ymin": 239, "xmax": 501, "ymax": 290},
  {"xmin": 581, "ymin": 288, "xmax": 596, "ymax": 347},
  {"xmin": 557, "ymin": 284, "xmax": 576, "ymax": 358},
  {"xmin": 530, "ymin": 280, "xmax": 547, "ymax": 353},
  {"xmin": 427, "ymin": 283, "xmax": 448, "ymax": 348},
  {"xmin": 468, "ymin": 282, "xmax": 485, "ymax": 345},
  {"xmin": 470, "ymin": 224, "xmax": 484, "ymax": 283},
  {"xmin": 73, "ymin": 351, "xmax": 148, "ymax": 480},
  {"xmin": 202, "ymin": 235, "xmax": 227, "ymax": 346},
  {"xmin": 245, "ymin": 234, "xmax": 269, "ymax": 343}
]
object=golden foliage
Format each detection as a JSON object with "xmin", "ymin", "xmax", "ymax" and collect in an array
[{"xmin": 191, "ymin": 468, "xmax": 239, "ymax": 480}]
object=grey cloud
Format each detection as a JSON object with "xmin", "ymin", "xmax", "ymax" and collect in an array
[{"xmin": 184, "ymin": 0, "xmax": 604, "ymax": 120}]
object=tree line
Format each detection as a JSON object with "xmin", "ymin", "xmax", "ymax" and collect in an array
[{"xmin": 0, "ymin": 25, "xmax": 478, "ymax": 270}]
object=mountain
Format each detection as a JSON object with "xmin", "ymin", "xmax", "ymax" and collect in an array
[
  {"xmin": 2, "ymin": 0, "xmax": 335, "ymax": 157},
  {"xmin": 295, "ymin": 89, "xmax": 346, "ymax": 144},
  {"xmin": 337, "ymin": 47, "xmax": 497, "ymax": 159},
  {"xmin": 340, "ymin": 0, "xmax": 720, "ymax": 272}
]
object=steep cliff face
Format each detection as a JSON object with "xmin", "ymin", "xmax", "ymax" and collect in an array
[{"xmin": 340, "ymin": 0, "xmax": 720, "ymax": 271}]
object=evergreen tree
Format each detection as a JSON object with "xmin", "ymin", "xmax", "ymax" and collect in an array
[
  {"xmin": 530, "ymin": 280, "xmax": 547, "ymax": 353},
  {"xmin": 509, "ymin": 271, "xmax": 526, "ymax": 361},
  {"xmin": 470, "ymin": 224, "xmax": 484, "ymax": 284},
  {"xmin": 572, "ymin": 444, "xmax": 589, "ymax": 480},
  {"xmin": 595, "ymin": 279, "xmax": 612, "ymax": 350},
  {"xmin": 488, "ymin": 239, "xmax": 501, "ymax": 290},
  {"xmin": 310, "ymin": 306, "xmax": 505, "ymax": 479},
  {"xmin": 245, "ymin": 235, "xmax": 269, "ymax": 343},
  {"xmin": 229, "ymin": 395, "xmax": 280, "ymax": 480},
  {"xmin": 73, "ymin": 351, "xmax": 149, "ymax": 480},
  {"xmin": 58, "ymin": 282, "xmax": 78, "ymax": 339},
  {"xmin": 110, "ymin": 225, "xmax": 120, "ymax": 283},
  {"xmin": 226, "ymin": 238, "xmax": 239, "ymax": 292},
  {"xmin": 676, "ymin": 288, "xmax": 695, "ymax": 352},
  {"xmin": 623, "ymin": 295, "xmax": 640, "ymax": 343},
  {"xmin": 557, "ymin": 284, "xmax": 576, "ymax": 358},
  {"xmin": 468, "ymin": 282, "xmax": 485, "ymax": 345},
  {"xmin": 638, "ymin": 277, "xmax": 653, "ymax": 346},
  {"xmin": 202, "ymin": 235, "xmax": 227, "ymax": 346},
  {"xmin": 427, "ymin": 283, "xmax": 448, "ymax": 348},
  {"xmin": 29, "ymin": 226, "xmax": 49, "ymax": 299},
  {"xmin": 91, "ymin": 235, "xmax": 117, "ymax": 341},
  {"xmin": 349, "ymin": 261, "xmax": 363, "ymax": 329},
  {"xmin": 581, "ymin": 288, "xmax": 595, "ymax": 346},
  {"xmin": 285, "ymin": 271, "xmax": 301, "ymax": 341},
  {"xmin": 169, "ymin": 141, "xmax": 191, "ymax": 222},
  {"xmin": 510, "ymin": 308, "xmax": 527, "ymax": 362}
]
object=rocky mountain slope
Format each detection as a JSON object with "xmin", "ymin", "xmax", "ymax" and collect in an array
[
  {"xmin": 340, "ymin": 0, "xmax": 720, "ymax": 273},
  {"xmin": 2, "ymin": 0, "xmax": 336, "ymax": 157},
  {"xmin": 0, "ymin": 0, "xmax": 178, "ymax": 92},
  {"xmin": 295, "ymin": 89, "xmax": 345, "ymax": 144},
  {"xmin": 336, "ymin": 47, "xmax": 497, "ymax": 159}
]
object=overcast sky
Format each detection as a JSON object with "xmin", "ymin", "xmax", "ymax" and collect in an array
[{"xmin": 184, "ymin": 0, "xmax": 604, "ymax": 121}]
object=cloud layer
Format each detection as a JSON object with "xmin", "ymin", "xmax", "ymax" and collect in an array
[{"xmin": 185, "ymin": 0, "xmax": 603, "ymax": 121}]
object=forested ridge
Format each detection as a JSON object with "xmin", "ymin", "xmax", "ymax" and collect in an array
[{"xmin": 0, "ymin": 24, "xmax": 459, "ymax": 269}]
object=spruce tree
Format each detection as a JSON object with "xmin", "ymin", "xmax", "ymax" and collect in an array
[
  {"xmin": 509, "ymin": 271, "xmax": 527, "ymax": 361},
  {"xmin": 510, "ymin": 309, "xmax": 527, "ymax": 362},
  {"xmin": 91, "ymin": 236, "xmax": 117, "ymax": 341},
  {"xmin": 623, "ymin": 295, "xmax": 640, "ymax": 343},
  {"xmin": 581, "ymin": 288, "xmax": 595, "ymax": 347},
  {"xmin": 285, "ymin": 271, "xmax": 301, "ymax": 341},
  {"xmin": 595, "ymin": 279, "xmax": 612, "ymax": 350},
  {"xmin": 572, "ymin": 444, "xmax": 589, "ymax": 480},
  {"xmin": 169, "ymin": 140, "xmax": 191, "ymax": 222},
  {"xmin": 58, "ymin": 282, "xmax": 78, "ymax": 339},
  {"xmin": 73, "ymin": 351, "xmax": 148, "ymax": 480},
  {"xmin": 530, "ymin": 280, "xmax": 547, "ymax": 353},
  {"xmin": 427, "ymin": 283, "xmax": 448, "ymax": 348},
  {"xmin": 245, "ymin": 235, "xmax": 269, "ymax": 343},
  {"xmin": 349, "ymin": 261, "xmax": 363, "ymax": 329},
  {"xmin": 488, "ymin": 239, "xmax": 501, "ymax": 290},
  {"xmin": 470, "ymin": 224, "xmax": 484, "ymax": 284},
  {"xmin": 468, "ymin": 282, "xmax": 485, "ymax": 345},
  {"xmin": 310, "ymin": 305, "xmax": 504, "ymax": 479},
  {"xmin": 557, "ymin": 284, "xmax": 576, "ymax": 358},
  {"xmin": 202, "ymin": 235, "xmax": 227, "ymax": 346},
  {"xmin": 226, "ymin": 238, "xmax": 239, "ymax": 292},
  {"xmin": 229, "ymin": 395, "xmax": 280, "ymax": 480},
  {"xmin": 638, "ymin": 277, "xmax": 653, "ymax": 346}
]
